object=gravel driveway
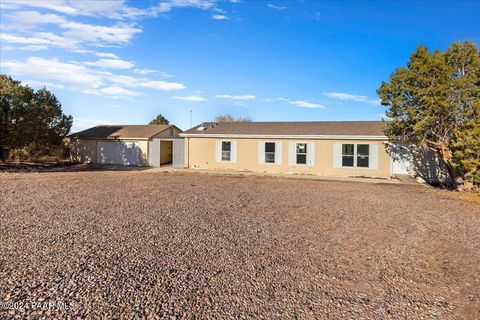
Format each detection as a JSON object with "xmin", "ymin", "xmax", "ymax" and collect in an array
[{"xmin": 1, "ymin": 171, "xmax": 479, "ymax": 319}]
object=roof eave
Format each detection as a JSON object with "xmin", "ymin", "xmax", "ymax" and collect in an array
[{"xmin": 179, "ymin": 133, "xmax": 388, "ymax": 140}]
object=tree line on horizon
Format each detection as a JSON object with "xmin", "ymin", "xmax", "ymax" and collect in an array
[{"xmin": 148, "ymin": 113, "xmax": 251, "ymax": 125}]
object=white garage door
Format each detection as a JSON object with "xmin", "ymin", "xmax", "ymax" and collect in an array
[
  {"xmin": 390, "ymin": 144, "xmax": 414, "ymax": 175},
  {"xmin": 96, "ymin": 141, "xmax": 142, "ymax": 165}
]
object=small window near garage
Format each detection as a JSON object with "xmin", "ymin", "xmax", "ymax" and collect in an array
[
  {"xmin": 342, "ymin": 144, "xmax": 354, "ymax": 167},
  {"xmin": 296, "ymin": 143, "xmax": 307, "ymax": 164},
  {"xmin": 221, "ymin": 141, "xmax": 231, "ymax": 161},
  {"xmin": 265, "ymin": 142, "xmax": 275, "ymax": 163},
  {"xmin": 357, "ymin": 144, "xmax": 370, "ymax": 168}
]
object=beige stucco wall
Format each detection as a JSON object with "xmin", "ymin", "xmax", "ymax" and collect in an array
[
  {"xmin": 184, "ymin": 137, "xmax": 392, "ymax": 178},
  {"xmin": 70, "ymin": 138, "xmax": 97, "ymax": 163},
  {"xmin": 70, "ymin": 138, "xmax": 149, "ymax": 165}
]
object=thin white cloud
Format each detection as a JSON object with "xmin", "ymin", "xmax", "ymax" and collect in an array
[
  {"xmin": 3, "ymin": 11, "xmax": 142, "ymax": 50},
  {"xmin": 141, "ymin": 80, "xmax": 185, "ymax": 91},
  {"xmin": 216, "ymin": 94, "xmax": 256, "ymax": 100},
  {"xmin": 133, "ymin": 68, "xmax": 157, "ymax": 75},
  {"xmin": 95, "ymin": 86, "xmax": 140, "ymax": 97},
  {"xmin": 267, "ymin": 4, "xmax": 286, "ymax": 10},
  {"xmin": 1, "ymin": 57, "xmax": 103, "ymax": 88},
  {"xmin": 105, "ymin": 74, "xmax": 184, "ymax": 91},
  {"xmin": 60, "ymin": 21, "xmax": 142, "ymax": 47},
  {"xmin": 212, "ymin": 14, "xmax": 228, "ymax": 20},
  {"xmin": 277, "ymin": 97, "xmax": 325, "ymax": 109},
  {"xmin": 155, "ymin": 0, "xmax": 215, "ymax": 14},
  {"xmin": 1, "ymin": 33, "xmax": 53, "ymax": 46},
  {"xmin": 1, "ymin": 0, "xmax": 227, "ymax": 20},
  {"xmin": 0, "ymin": 57, "xmax": 186, "ymax": 99},
  {"xmin": 173, "ymin": 95, "xmax": 207, "ymax": 101},
  {"xmin": 20, "ymin": 45, "xmax": 49, "ymax": 51},
  {"xmin": 323, "ymin": 91, "xmax": 380, "ymax": 106},
  {"xmin": 85, "ymin": 58, "xmax": 134, "ymax": 70},
  {"xmin": 0, "ymin": 0, "xmax": 150, "ymax": 20},
  {"xmin": 1, "ymin": 23, "xmax": 140, "ymax": 51},
  {"xmin": 96, "ymin": 52, "xmax": 119, "ymax": 59},
  {"xmin": 0, "ymin": 1, "xmax": 78, "ymax": 15},
  {"xmin": 23, "ymin": 80, "xmax": 65, "ymax": 89},
  {"xmin": 290, "ymin": 100, "xmax": 324, "ymax": 108},
  {"xmin": 323, "ymin": 92, "xmax": 369, "ymax": 102},
  {"xmin": 1, "ymin": 43, "xmax": 50, "ymax": 51},
  {"xmin": 132, "ymin": 68, "xmax": 174, "ymax": 77},
  {"xmin": 6, "ymin": 10, "xmax": 66, "ymax": 25},
  {"xmin": 0, "ymin": 2, "xmax": 206, "ymax": 100}
]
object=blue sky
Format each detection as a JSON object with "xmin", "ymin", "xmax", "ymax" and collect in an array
[{"xmin": 1, "ymin": 1, "xmax": 479, "ymax": 132}]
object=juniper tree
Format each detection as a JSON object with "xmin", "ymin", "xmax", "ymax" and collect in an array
[
  {"xmin": 378, "ymin": 41, "xmax": 480, "ymax": 189},
  {"xmin": 0, "ymin": 75, "xmax": 72, "ymax": 161}
]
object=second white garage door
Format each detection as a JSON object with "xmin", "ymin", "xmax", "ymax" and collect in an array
[{"xmin": 96, "ymin": 141, "xmax": 143, "ymax": 165}]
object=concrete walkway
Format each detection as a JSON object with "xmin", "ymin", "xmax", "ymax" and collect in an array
[{"xmin": 146, "ymin": 167, "xmax": 409, "ymax": 185}]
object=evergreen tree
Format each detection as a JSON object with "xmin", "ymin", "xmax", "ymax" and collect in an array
[
  {"xmin": 378, "ymin": 41, "xmax": 480, "ymax": 189},
  {"xmin": 0, "ymin": 75, "xmax": 73, "ymax": 161},
  {"xmin": 149, "ymin": 114, "xmax": 170, "ymax": 125}
]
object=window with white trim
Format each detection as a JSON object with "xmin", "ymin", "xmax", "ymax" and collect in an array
[
  {"xmin": 265, "ymin": 142, "xmax": 275, "ymax": 163},
  {"xmin": 296, "ymin": 143, "xmax": 307, "ymax": 164},
  {"xmin": 342, "ymin": 143, "xmax": 370, "ymax": 167},
  {"xmin": 221, "ymin": 141, "xmax": 231, "ymax": 161},
  {"xmin": 357, "ymin": 144, "xmax": 369, "ymax": 168}
]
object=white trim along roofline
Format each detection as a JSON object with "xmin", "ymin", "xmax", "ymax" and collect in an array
[
  {"xmin": 70, "ymin": 137, "xmax": 150, "ymax": 141},
  {"xmin": 179, "ymin": 133, "xmax": 388, "ymax": 140}
]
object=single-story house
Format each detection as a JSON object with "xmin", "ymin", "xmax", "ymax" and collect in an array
[
  {"xmin": 180, "ymin": 121, "xmax": 399, "ymax": 179},
  {"xmin": 69, "ymin": 125, "xmax": 182, "ymax": 166},
  {"xmin": 69, "ymin": 121, "xmax": 447, "ymax": 182}
]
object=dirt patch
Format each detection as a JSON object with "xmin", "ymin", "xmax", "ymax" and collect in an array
[
  {"xmin": 0, "ymin": 171, "xmax": 478, "ymax": 319},
  {"xmin": 450, "ymin": 191, "xmax": 480, "ymax": 205}
]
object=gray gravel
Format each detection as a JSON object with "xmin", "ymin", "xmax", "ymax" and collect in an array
[{"xmin": 0, "ymin": 171, "xmax": 479, "ymax": 319}]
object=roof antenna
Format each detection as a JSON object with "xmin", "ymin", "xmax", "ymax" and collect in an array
[{"xmin": 190, "ymin": 110, "xmax": 192, "ymax": 128}]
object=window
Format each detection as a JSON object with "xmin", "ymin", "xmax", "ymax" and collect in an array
[
  {"xmin": 296, "ymin": 143, "xmax": 307, "ymax": 164},
  {"xmin": 342, "ymin": 144, "xmax": 354, "ymax": 167},
  {"xmin": 341, "ymin": 143, "xmax": 370, "ymax": 168},
  {"xmin": 265, "ymin": 142, "xmax": 275, "ymax": 163},
  {"xmin": 221, "ymin": 141, "xmax": 231, "ymax": 161},
  {"xmin": 357, "ymin": 144, "xmax": 369, "ymax": 168}
]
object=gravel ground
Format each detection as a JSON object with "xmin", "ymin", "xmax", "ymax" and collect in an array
[{"xmin": 0, "ymin": 171, "xmax": 479, "ymax": 319}]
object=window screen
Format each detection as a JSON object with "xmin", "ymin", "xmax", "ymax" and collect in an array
[
  {"xmin": 342, "ymin": 144, "xmax": 354, "ymax": 167},
  {"xmin": 221, "ymin": 141, "xmax": 231, "ymax": 161},
  {"xmin": 265, "ymin": 142, "xmax": 275, "ymax": 163},
  {"xmin": 357, "ymin": 144, "xmax": 369, "ymax": 168},
  {"xmin": 296, "ymin": 143, "xmax": 307, "ymax": 164}
]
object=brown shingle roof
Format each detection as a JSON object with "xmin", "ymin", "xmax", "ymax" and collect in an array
[
  {"xmin": 181, "ymin": 121, "xmax": 386, "ymax": 137},
  {"xmin": 69, "ymin": 125, "xmax": 174, "ymax": 139}
]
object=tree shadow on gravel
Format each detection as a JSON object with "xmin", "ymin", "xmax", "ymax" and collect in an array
[{"xmin": 0, "ymin": 162, "xmax": 151, "ymax": 173}]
